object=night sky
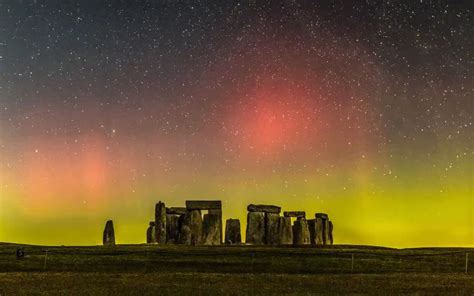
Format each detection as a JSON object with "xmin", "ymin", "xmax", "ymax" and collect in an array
[{"xmin": 0, "ymin": 1, "xmax": 472, "ymax": 247}]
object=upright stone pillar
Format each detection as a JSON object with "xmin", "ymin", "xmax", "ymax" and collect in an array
[
  {"xmin": 184, "ymin": 209, "xmax": 202, "ymax": 245},
  {"xmin": 155, "ymin": 201, "xmax": 167, "ymax": 244},
  {"xmin": 246, "ymin": 212, "xmax": 265, "ymax": 245},
  {"xmin": 308, "ymin": 219, "xmax": 317, "ymax": 246},
  {"xmin": 202, "ymin": 213, "xmax": 221, "ymax": 245},
  {"xmin": 278, "ymin": 216, "xmax": 293, "ymax": 245},
  {"xmin": 265, "ymin": 213, "xmax": 280, "ymax": 245},
  {"xmin": 166, "ymin": 214, "xmax": 180, "ymax": 244},
  {"xmin": 293, "ymin": 217, "xmax": 310, "ymax": 245},
  {"xmin": 103, "ymin": 220, "xmax": 115, "ymax": 246},
  {"xmin": 146, "ymin": 221, "xmax": 156, "ymax": 244},
  {"xmin": 328, "ymin": 220, "xmax": 334, "ymax": 245},
  {"xmin": 209, "ymin": 209, "xmax": 223, "ymax": 244},
  {"xmin": 225, "ymin": 219, "xmax": 241, "ymax": 244}
]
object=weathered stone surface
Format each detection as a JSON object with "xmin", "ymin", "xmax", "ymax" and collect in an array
[
  {"xmin": 178, "ymin": 225, "xmax": 192, "ymax": 245},
  {"xmin": 315, "ymin": 217, "xmax": 324, "ymax": 245},
  {"xmin": 328, "ymin": 220, "xmax": 334, "ymax": 245},
  {"xmin": 278, "ymin": 216, "xmax": 293, "ymax": 245},
  {"xmin": 202, "ymin": 214, "xmax": 221, "ymax": 245},
  {"xmin": 146, "ymin": 223, "xmax": 156, "ymax": 244},
  {"xmin": 265, "ymin": 213, "xmax": 280, "ymax": 245},
  {"xmin": 247, "ymin": 204, "xmax": 281, "ymax": 214},
  {"xmin": 183, "ymin": 209, "xmax": 202, "ymax": 245},
  {"xmin": 315, "ymin": 213, "xmax": 328, "ymax": 219},
  {"xmin": 225, "ymin": 219, "xmax": 241, "ymax": 244},
  {"xmin": 293, "ymin": 217, "xmax": 310, "ymax": 245},
  {"xmin": 245, "ymin": 212, "xmax": 265, "ymax": 245},
  {"xmin": 155, "ymin": 201, "xmax": 166, "ymax": 244},
  {"xmin": 166, "ymin": 214, "xmax": 180, "ymax": 244},
  {"xmin": 307, "ymin": 219, "xmax": 317, "ymax": 246},
  {"xmin": 209, "ymin": 209, "xmax": 223, "ymax": 244},
  {"xmin": 103, "ymin": 220, "xmax": 115, "ymax": 246},
  {"xmin": 166, "ymin": 207, "xmax": 187, "ymax": 215},
  {"xmin": 283, "ymin": 211, "xmax": 306, "ymax": 218},
  {"xmin": 323, "ymin": 218, "xmax": 330, "ymax": 245},
  {"xmin": 186, "ymin": 200, "xmax": 222, "ymax": 210}
]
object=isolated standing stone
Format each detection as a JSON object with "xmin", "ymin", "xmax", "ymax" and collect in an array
[
  {"xmin": 166, "ymin": 214, "xmax": 180, "ymax": 244},
  {"xmin": 315, "ymin": 217, "xmax": 324, "ymax": 245},
  {"xmin": 278, "ymin": 216, "xmax": 293, "ymax": 245},
  {"xmin": 293, "ymin": 217, "xmax": 310, "ymax": 245},
  {"xmin": 146, "ymin": 221, "xmax": 156, "ymax": 244},
  {"xmin": 155, "ymin": 201, "xmax": 167, "ymax": 244},
  {"xmin": 225, "ymin": 219, "xmax": 241, "ymax": 244},
  {"xmin": 246, "ymin": 211, "xmax": 265, "ymax": 245},
  {"xmin": 328, "ymin": 220, "xmax": 334, "ymax": 245},
  {"xmin": 265, "ymin": 213, "xmax": 280, "ymax": 245},
  {"xmin": 202, "ymin": 214, "xmax": 221, "ymax": 245},
  {"xmin": 247, "ymin": 204, "xmax": 281, "ymax": 214},
  {"xmin": 183, "ymin": 209, "xmax": 202, "ymax": 245},
  {"xmin": 103, "ymin": 220, "xmax": 115, "ymax": 246}
]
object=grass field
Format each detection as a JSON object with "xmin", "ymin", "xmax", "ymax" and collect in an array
[{"xmin": 0, "ymin": 243, "xmax": 472, "ymax": 295}]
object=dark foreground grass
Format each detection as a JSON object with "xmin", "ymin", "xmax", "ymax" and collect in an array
[{"xmin": 0, "ymin": 243, "xmax": 472, "ymax": 295}]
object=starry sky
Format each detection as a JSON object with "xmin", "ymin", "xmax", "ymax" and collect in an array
[{"xmin": 0, "ymin": 1, "xmax": 472, "ymax": 247}]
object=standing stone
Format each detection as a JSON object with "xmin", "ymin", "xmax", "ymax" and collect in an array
[
  {"xmin": 209, "ymin": 209, "xmax": 223, "ymax": 244},
  {"xmin": 183, "ymin": 209, "xmax": 202, "ymax": 245},
  {"xmin": 265, "ymin": 213, "xmax": 280, "ymax": 245},
  {"xmin": 178, "ymin": 225, "xmax": 192, "ymax": 245},
  {"xmin": 225, "ymin": 219, "xmax": 241, "ymax": 244},
  {"xmin": 322, "ymin": 218, "xmax": 330, "ymax": 245},
  {"xmin": 103, "ymin": 220, "xmax": 115, "ymax": 246},
  {"xmin": 293, "ymin": 217, "xmax": 310, "ymax": 245},
  {"xmin": 202, "ymin": 214, "xmax": 221, "ymax": 245},
  {"xmin": 166, "ymin": 214, "xmax": 180, "ymax": 244},
  {"xmin": 328, "ymin": 220, "xmax": 334, "ymax": 245},
  {"xmin": 315, "ymin": 217, "xmax": 324, "ymax": 245},
  {"xmin": 307, "ymin": 219, "xmax": 317, "ymax": 246},
  {"xmin": 278, "ymin": 216, "xmax": 293, "ymax": 245},
  {"xmin": 155, "ymin": 202, "xmax": 167, "ymax": 244},
  {"xmin": 146, "ymin": 221, "xmax": 156, "ymax": 244},
  {"xmin": 246, "ymin": 212, "xmax": 265, "ymax": 245}
]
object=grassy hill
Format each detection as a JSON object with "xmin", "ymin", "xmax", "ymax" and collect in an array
[{"xmin": 0, "ymin": 243, "xmax": 472, "ymax": 294}]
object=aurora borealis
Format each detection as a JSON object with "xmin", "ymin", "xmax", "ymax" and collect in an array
[{"xmin": 0, "ymin": 1, "xmax": 472, "ymax": 247}]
